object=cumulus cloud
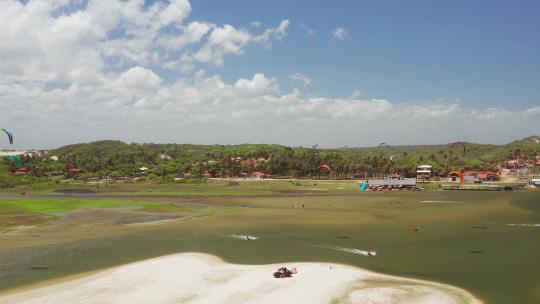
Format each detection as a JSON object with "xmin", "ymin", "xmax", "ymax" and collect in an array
[
  {"xmin": 290, "ymin": 73, "xmax": 312, "ymax": 87},
  {"xmin": 234, "ymin": 73, "xmax": 278, "ymax": 95},
  {"xmin": 2, "ymin": 67, "xmax": 539, "ymax": 148},
  {"xmin": 184, "ymin": 19, "xmax": 288, "ymax": 66},
  {"xmin": 159, "ymin": 21, "xmax": 214, "ymax": 50},
  {"xmin": 0, "ymin": 1, "xmax": 536, "ymax": 149},
  {"xmin": 0, "ymin": 0, "xmax": 289, "ymax": 84},
  {"xmin": 332, "ymin": 27, "xmax": 348, "ymax": 41}
]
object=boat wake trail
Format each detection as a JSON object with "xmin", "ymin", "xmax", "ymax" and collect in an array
[
  {"xmin": 419, "ymin": 200, "xmax": 461, "ymax": 204},
  {"xmin": 224, "ymin": 234, "xmax": 259, "ymax": 240},
  {"xmin": 311, "ymin": 243, "xmax": 376, "ymax": 257},
  {"xmin": 495, "ymin": 223, "xmax": 540, "ymax": 227}
]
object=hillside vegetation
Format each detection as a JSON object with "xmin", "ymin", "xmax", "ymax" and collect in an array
[{"xmin": 2, "ymin": 136, "xmax": 539, "ymax": 185}]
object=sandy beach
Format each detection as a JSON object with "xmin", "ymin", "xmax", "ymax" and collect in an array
[{"xmin": 0, "ymin": 253, "xmax": 481, "ymax": 304}]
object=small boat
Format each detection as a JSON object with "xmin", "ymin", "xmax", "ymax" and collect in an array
[{"xmin": 273, "ymin": 267, "xmax": 297, "ymax": 278}]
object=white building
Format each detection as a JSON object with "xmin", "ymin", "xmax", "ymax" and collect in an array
[{"xmin": 416, "ymin": 165, "xmax": 432, "ymax": 181}]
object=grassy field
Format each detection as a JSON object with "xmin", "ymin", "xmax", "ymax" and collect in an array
[
  {"xmin": 0, "ymin": 186, "xmax": 539, "ymax": 303},
  {"xmin": 2, "ymin": 179, "xmax": 362, "ymax": 196},
  {"xmin": 0, "ymin": 197, "xmax": 239, "ymax": 227}
]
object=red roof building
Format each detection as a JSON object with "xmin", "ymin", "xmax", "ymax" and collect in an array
[
  {"xmin": 13, "ymin": 167, "xmax": 28, "ymax": 176},
  {"xmin": 240, "ymin": 159, "xmax": 257, "ymax": 165},
  {"xmin": 67, "ymin": 168, "xmax": 83, "ymax": 176},
  {"xmin": 463, "ymin": 170, "xmax": 500, "ymax": 181}
]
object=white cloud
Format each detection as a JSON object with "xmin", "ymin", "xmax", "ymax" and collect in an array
[
  {"xmin": 275, "ymin": 19, "xmax": 290, "ymax": 40},
  {"xmin": 235, "ymin": 73, "xmax": 278, "ymax": 95},
  {"xmin": 193, "ymin": 25, "xmax": 252, "ymax": 65},
  {"xmin": 2, "ymin": 67, "xmax": 538, "ymax": 148},
  {"xmin": 290, "ymin": 73, "xmax": 312, "ymax": 87},
  {"xmin": 0, "ymin": 1, "xmax": 536, "ymax": 149},
  {"xmin": 0, "ymin": 0, "xmax": 289, "ymax": 85},
  {"xmin": 332, "ymin": 27, "xmax": 348, "ymax": 41},
  {"xmin": 190, "ymin": 19, "xmax": 289, "ymax": 66},
  {"xmin": 116, "ymin": 67, "xmax": 162, "ymax": 91},
  {"xmin": 250, "ymin": 21, "xmax": 262, "ymax": 29},
  {"xmin": 301, "ymin": 24, "xmax": 316, "ymax": 36},
  {"xmin": 159, "ymin": 21, "xmax": 214, "ymax": 50}
]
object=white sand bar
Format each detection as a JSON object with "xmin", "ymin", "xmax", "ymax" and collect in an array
[{"xmin": 0, "ymin": 253, "xmax": 482, "ymax": 304}]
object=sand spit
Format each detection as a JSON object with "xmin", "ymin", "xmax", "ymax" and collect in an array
[{"xmin": 0, "ymin": 253, "xmax": 482, "ymax": 304}]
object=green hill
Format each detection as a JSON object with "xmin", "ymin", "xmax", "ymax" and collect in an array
[{"xmin": 2, "ymin": 136, "xmax": 539, "ymax": 184}]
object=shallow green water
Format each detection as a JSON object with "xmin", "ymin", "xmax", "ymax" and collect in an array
[{"xmin": 1, "ymin": 191, "xmax": 539, "ymax": 303}]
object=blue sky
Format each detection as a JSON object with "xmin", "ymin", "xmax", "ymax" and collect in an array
[
  {"xmin": 1, "ymin": 0, "xmax": 539, "ymax": 149},
  {"xmin": 186, "ymin": 0, "xmax": 540, "ymax": 108}
]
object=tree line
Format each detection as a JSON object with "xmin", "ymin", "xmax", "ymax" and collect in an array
[{"xmin": 2, "ymin": 136, "xmax": 539, "ymax": 182}]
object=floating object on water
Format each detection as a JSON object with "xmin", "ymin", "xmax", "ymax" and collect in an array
[
  {"xmin": 472, "ymin": 226, "xmax": 487, "ymax": 229},
  {"xmin": 224, "ymin": 234, "xmax": 259, "ymax": 240},
  {"xmin": 413, "ymin": 225, "xmax": 421, "ymax": 232},
  {"xmin": 335, "ymin": 236, "xmax": 351, "ymax": 239}
]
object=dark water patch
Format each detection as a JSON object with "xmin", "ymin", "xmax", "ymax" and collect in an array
[
  {"xmin": 335, "ymin": 236, "xmax": 351, "ymax": 239},
  {"xmin": 28, "ymin": 266, "xmax": 48, "ymax": 270},
  {"xmin": 472, "ymin": 226, "xmax": 488, "ymax": 229},
  {"xmin": 468, "ymin": 251, "xmax": 484, "ymax": 254}
]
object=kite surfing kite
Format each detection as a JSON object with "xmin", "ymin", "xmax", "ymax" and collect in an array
[
  {"xmin": 450, "ymin": 141, "xmax": 466, "ymax": 157},
  {"xmin": 378, "ymin": 143, "xmax": 395, "ymax": 160},
  {"xmin": 359, "ymin": 181, "xmax": 368, "ymax": 192},
  {"xmin": 1, "ymin": 129, "xmax": 13, "ymax": 144}
]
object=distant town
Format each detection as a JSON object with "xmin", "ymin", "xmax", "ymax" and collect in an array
[{"xmin": 2, "ymin": 135, "xmax": 539, "ymax": 190}]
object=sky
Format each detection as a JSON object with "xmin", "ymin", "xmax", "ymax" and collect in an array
[{"xmin": 0, "ymin": 0, "xmax": 539, "ymax": 149}]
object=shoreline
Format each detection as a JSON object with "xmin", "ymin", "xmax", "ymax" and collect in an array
[{"xmin": 0, "ymin": 252, "xmax": 483, "ymax": 304}]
